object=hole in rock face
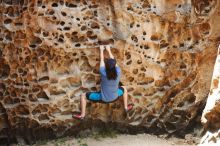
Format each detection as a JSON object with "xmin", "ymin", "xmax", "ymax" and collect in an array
[
  {"xmin": 90, "ymin": 22, "xmax": 100, "ymax": 29},
  {"xmin": 52, "ymin": 16, "xmax": 57, "ymax": 20},
  {"xmin": 0, "ymin": 83, "xmax": 6, "ymax": 91},
  {"xmin": 18, "ymin": 68, "xmax": 23, "ymax": 74},
  {"xmin": 4, "ymin": 0, "xmax": 13, "ymax": 5},
  {"xmin": 16, "ymin": 105, "xmax": 30, "ymax": 115},
  {"xmin": 3, "ymin": 96, "xmax": 13, "ymax": 104},
  {"xmin": 173, "ymin": 109, "xmax": 186, "ymax": 117},
  {"xmin": 60, "ymin": 0, "xmax": 64, "ymax": 5},
  {"xmin": 31, "ymin": 37, "xmax": 42, "ymax": 46},
  {"xmin": 86, "ymin": 31, "xmax": 92, "ymax": 36},
  {"xmin": 128, "ymin": 77, "xmax": 134, "ymax": 82},
  {"xmin": 58, "ymin": 38, "xmax": 64, "ymax": 43},
  {"xmin": 38, "ymin": 114, "xmax": 49, "ymax": 121},
  {"xmin": 32, "ymin": 105, "xmax": 48, "ymax": 115},
  {"xmin": 0, "ymin": 64, "xmax": 10, "ymax": 79},
  {"xmin": 94, "ymin": 10, "xmax": 98, "ymax": 16},
  {"xmin": 150, "ymin": 34, "xmax": 161, "ymax": 41},
  {"xmin": 15, "ymin": 22, "xmax": 23, "ymax": 26},
  {"xmin": 43, "ymin": 31, "xmax": 49, "ymax": 37},
  {"xmin": 141, "ymin": 67, "xmax": 146, "ymax": 71},
  {"xmin": 37, "ymin": 91, "xmax": 49, "ymax": 100},
  {"xmin": 186, "ymin": 112, "xmax": 192, "ymax": 119},
  {"xmin": 127, "ymin": 6, "xmax": 133, "ymax": 11},
  {"xmin": 177, "ymin": 102, "xmax": 184, "ymax": 107},
  {"xmin": 169, "ymin": 115, "xmax": 179, "ymax": 123},
  {"xmin": 37, "ymin": 48, "xmax": 44, "ymax": 56},
  {"xmin": 66, "ymin": 2, "xmax": 77, "ymax": 8},
  {"xmin": 6, "ymin": 7, "xmax": 14, "ymax": 17},
  {"xmin": 29, "ymin": 94, "xmax": 38, "ymax": 102},
  {"xmin": 75, "ymin": 43, "xmax": 81, "ymax": 47},
  {"xmin": 180, "ymin": 62, "xmax": 186, "ymax": 69},
  {"xmin": 91, "ymin": 87, "xmax": 97, "ymax": 91},
  {"xmin": 61, "ymin": 11, "xmax": 66, "ymax": 16},
  {"xmin": 4, "ymin": 19, "xmax": 12, "ymax": 24},
  {"xmin": 29, "ymin": 44, "xmax": 36, "ymax": 48},
  {"xmin": 32, "ymin": 86, "xmax": 40, "ymax": 92},
  {"xmin": 137, "ymin": 60, "xmax": 142, "ymax": 64},
  {"xmin": 147, "ymin": 115, "xmax": 155, "ymax": 122},
  {"xmin": 125, "ymin": 52, "xmax": 131, "ymax": 60},
  {"xmin": 133, "ymin": 91, "xmax": 142, "ymax": 96},
  {"xmin": 81, "ymin": 25, "xmax": 87, "ymax": 31},
  {"xmin": 38, "ymin": 76, "xmax": 49, "ymax": 82},
  {"xmin": 5, "ymin": 34, "xmax": 12, "ymax": 41},
  {"xmin": 37, "ymin": 0, "xmax": 42, "ymax": 6},
  {"xmin": 63, "ymin": 27, "xmax": 70, "ymax": 30},
  {"xmin": 89, "ymin": 35, "xmax": 97, "ymax": 40},
  {"xmin": 71, "ymin": 36, "xmax": 79, "ymax": 42},
  {"xmin": 187, "ymin": 94, "xmax": 196, "ymax": 103},
  {"xmin": 179, "ymin": 43, "xmax": 184, "ymax": 47},
  {"xmin": 200, "ymin": 22, "xmax": 211, "ymax": 35},
  {"xmin": 160, "ymin": 40, "xmax": 169, "ymax": 48},
  {"xmin": 173, "ymin": 45, "xmax": 177, "ymax": 48},
  {"xmin": 164, "ymin": 122, "xmax": 176, "ymax": 131},
  {"xmin": 25, "ymin": 56, "xmax": 30, "ymax": 64},
  {"xmin": 126, "ymin": 60, "xmax": 132, "ymax": 65},
  {"xmin": 11, "ymin": 73, "xmax": 18, "ymax": 78},
  {"xmin": 48, "ymin": 10, "xmax": 55, "ymax": 15},
  {"xmin": 131, "ymin": 35, "xmax": 138, "ymax": 43},
  {"xmin": 0, "ymin": 92, "xmax": 3, "ymax": 99},
  {"xmin": 52, "ymin": 3, "xmax": 58, "ymax": 7},
  {"xmin": 144, "ymin": 45, "xmax": 149, "ymax": 50},
  {"xmin": 72, "ymin": 31, "xmax": 78, "ymax": 36},
  {"xmin": 188, "ymin": 46, "xmax": 193, "ymax": 49},
  {"xmin": 60, "ymin": 21, "xmax": 65, "ymax": 26}
]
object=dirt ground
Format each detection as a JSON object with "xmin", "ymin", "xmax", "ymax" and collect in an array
[{"xmin": 32, "ymin": 133, "xmax": 199, "ymax": 146}]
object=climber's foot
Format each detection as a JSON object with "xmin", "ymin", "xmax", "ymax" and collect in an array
[
  {"xmin": 72, "ymin": 113, "xmax": 85, "ymax": 120},
  {"xmin": 125, "ymin": 103, "xmax": 134, "ymax": 112}
]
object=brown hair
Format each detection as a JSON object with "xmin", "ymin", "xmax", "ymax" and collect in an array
[{"xmin": 105, "ymin": 59, "xmax": 117, "ymax": 80}]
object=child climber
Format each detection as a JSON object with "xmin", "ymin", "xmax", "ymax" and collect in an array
[{"xmin": 73, "ymin": 45, "xmax": 133, "ymax": 119}]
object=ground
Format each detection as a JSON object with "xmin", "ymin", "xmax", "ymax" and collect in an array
[{"xmin": 25, "ymin": 133, "xmax": 199, "ymax": 146}]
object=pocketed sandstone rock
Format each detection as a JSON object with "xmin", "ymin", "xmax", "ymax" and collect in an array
[{"xmin": 0, "ymin": 0, "xmax": 220, "ymax": 145}]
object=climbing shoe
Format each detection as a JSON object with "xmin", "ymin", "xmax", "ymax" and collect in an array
[
  {"xmin": 72, "ymin": 113, "xmax": 85, "ymax": 120},
  {"xmin": 125, "ymin": 103, "xmax": 134, "ymax": 112}
]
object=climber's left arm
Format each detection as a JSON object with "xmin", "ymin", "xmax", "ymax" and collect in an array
[{"xmin": 100, "ymin": 45, "xmax": 105, "ymax": 67}]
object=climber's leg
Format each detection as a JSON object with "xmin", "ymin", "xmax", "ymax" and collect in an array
[{"xmin": 119, "ymin": 86, "xmax": 133, "ymax": 112}]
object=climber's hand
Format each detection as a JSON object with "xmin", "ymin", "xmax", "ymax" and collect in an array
[
  {"xmin": 105, "ymin": 45, "xmax": 111, "ymax": 52},
  {"xmin": 100, "ymin": 45, "xmax": 105, "ymax": 51}
]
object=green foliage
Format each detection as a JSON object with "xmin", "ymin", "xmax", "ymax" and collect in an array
[
  {"xmin": 23, "ymin": 127, "xmax": 118, "ymax": 146},
  {"xmin": 77, "ymin": 137, "xmax": 88, "ymax": 146},
  {"xmin": 79, "ymin": 143, "xmax": 88, "ymax": 146},
  {"xmin": 92, "ymin": 127, "xmax": 118, "ymax": 141},
  {"xmin": 33, "ymin": 139, "xmax": 48, "ymax": 145}
]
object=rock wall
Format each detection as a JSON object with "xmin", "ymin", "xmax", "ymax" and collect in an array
[
  {"xmin": 0, "ymin": 0, "xmax": 220, "ymax": 144},
  {"xmin": 199, "ymin": 45, "xmax": 220, "ymax": 145}
]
